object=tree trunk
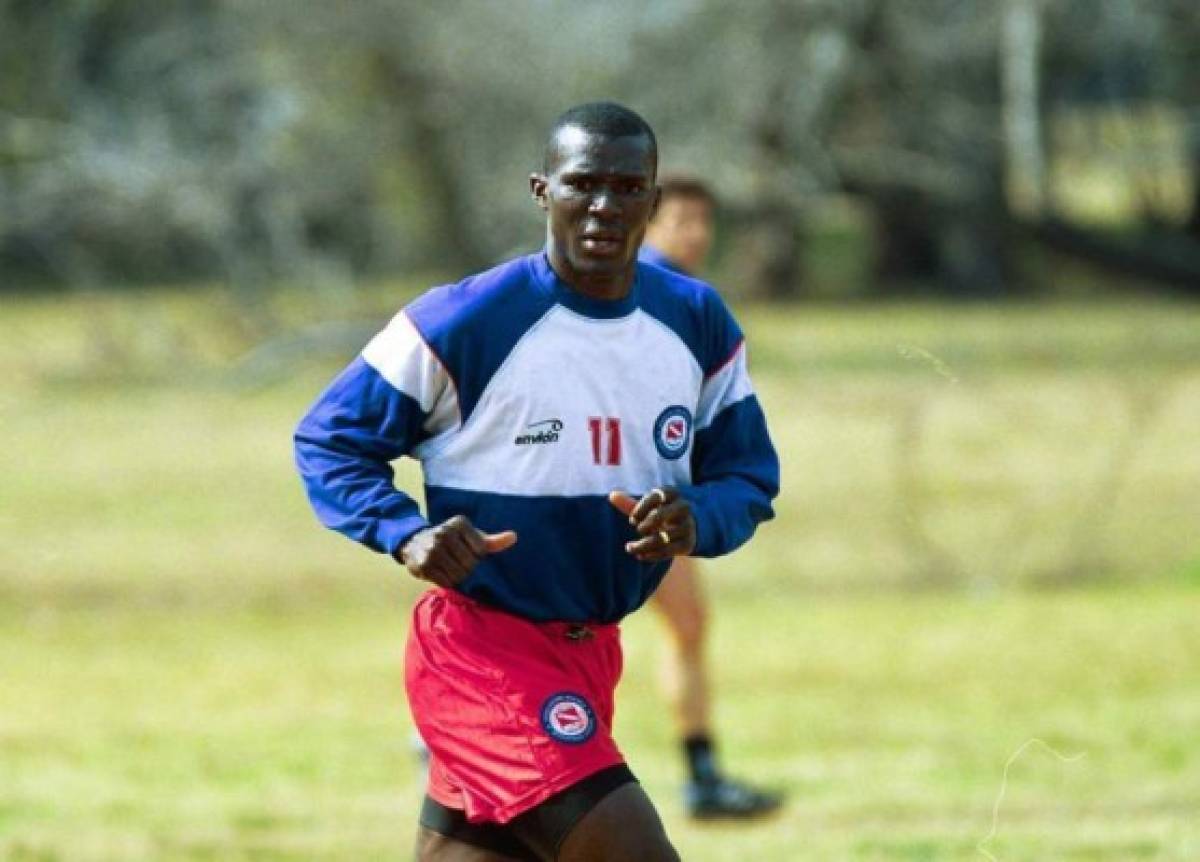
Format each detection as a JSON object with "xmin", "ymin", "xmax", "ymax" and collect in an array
[
  {"xmin": 744, "ymin": 201, "xmax": 804, "ymax": 300},
  {"xmin": 1001, "ymin": 0, "xmax": 1046, "ymax": 216},
  {"xmin": 939, "ymin": 198, "xmax": 1014, "ymax": 297},
  {"xmin": 872, "ymin": 191, "xmax": 940, "ymax": 286},
  {"xmin": 1186, "ymin": 134, "xmax": 1200, "ymax": 244},
  {"xmin": 738, "ymin": 97, "xmax": 805, "ymax": 299},
  {"xmin": 375, "ymin": 54, "xmax": 490, "ymax": 275}
]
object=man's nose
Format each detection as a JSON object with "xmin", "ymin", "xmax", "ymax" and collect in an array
[{"xmin": 588, "ymin": 186, "xmax": 619, "ymax": 215}]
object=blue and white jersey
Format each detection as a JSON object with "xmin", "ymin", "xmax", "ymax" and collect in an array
[{"xmin": 295, "ymin": 252, "xmax": 779, "ymax": 623}]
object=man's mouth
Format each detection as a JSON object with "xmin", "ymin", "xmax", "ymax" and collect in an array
[{"xmin": 580, "ymin": 231, "xmax": 623, "ymax": 255}]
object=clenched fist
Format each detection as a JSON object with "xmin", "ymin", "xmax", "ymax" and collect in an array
[{"xmin": 397, "ymin": 515, "xmax": 518, "ymax": 587}]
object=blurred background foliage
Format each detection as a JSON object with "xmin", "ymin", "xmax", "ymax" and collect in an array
[{"xmin": 2, "ymin": 0, "xmax": 1199, "ymax": 300}]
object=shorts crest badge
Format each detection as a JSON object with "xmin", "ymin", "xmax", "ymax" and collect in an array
[{"xmin": 540, "ymin": 692, "xmax": 596, "ymax": 744}]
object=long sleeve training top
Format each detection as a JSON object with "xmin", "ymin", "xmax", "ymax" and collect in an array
[{"xmin": 295, "ymin": 252, "xmax": 779, "ymax": 623}]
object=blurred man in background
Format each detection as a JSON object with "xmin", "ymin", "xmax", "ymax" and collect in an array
[{"xmin": 639, "ymin": 177, "xmax": 783, "ymax": 820}]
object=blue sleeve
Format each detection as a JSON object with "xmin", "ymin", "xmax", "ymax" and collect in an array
[
  {"xmin": 678, "ymin": 394, "xmax": 779, "ymax": 558},
  {"xmin": 293, "ymin": 357, "xmax": 431, "ymax": 556}
]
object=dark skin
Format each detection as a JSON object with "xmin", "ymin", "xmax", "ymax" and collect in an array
[
  {"xmin": 406, "ymin": 124, "xmax": 690, "ymax": 862},
  {"xmin": 398, "ymin": 125, "xmax": 697, "ymax": 583},
  {"xmin": 398, "ymin": 515, "xmax": 516, "ymax": 587},
  {"xmin": 530, "ymin": 125, "xmax": 659, "ymax": 301},
  {"xmin": 415, "ymin": 783, "xmax": 679, "ymax": 862}
]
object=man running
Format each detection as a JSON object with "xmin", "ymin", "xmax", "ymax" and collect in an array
[{"xmin": 295, "ymin": 102, "xmax": 779, "ymax": 861}]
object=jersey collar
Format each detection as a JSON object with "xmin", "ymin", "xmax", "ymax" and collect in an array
[{"xmin": 530, "ymin": 251, "xmax": 641, "ymax": 320}]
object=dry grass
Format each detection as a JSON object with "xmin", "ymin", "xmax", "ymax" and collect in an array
[{"xmin": 2, "ymin": 287, "xmax": 1199, "ymax": 859}]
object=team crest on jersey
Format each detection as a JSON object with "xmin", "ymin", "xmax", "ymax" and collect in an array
[
  {"xmin": 540, "ymin": 693, "xmax": 596, "ymax": 744},
  {"xmin": 653, "ymin": 406, "xmax": 692, "ymax": 460}
]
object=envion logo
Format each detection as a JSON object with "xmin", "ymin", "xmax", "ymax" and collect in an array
[{"xmin": 515, "ymin": 418, "xmax": 563, "ymax": 446}]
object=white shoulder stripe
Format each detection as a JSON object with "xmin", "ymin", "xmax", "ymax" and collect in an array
[
  {"xmin": 362, "ymin": 311, "xmax": 459, "ymax": 434},
  {"xmin": 696, "ymin": 343, "xmax": 754, "ymax": 431}
]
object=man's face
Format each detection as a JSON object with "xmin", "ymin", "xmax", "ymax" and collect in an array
[
  {"xmin": 531, "ymin": 127, "xmax": 659, "ymax": 283},
  {"xmin": 644, "ymin": 195, "xmax": 714, "ymax": 275}
]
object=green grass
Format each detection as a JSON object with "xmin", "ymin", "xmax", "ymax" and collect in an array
[
  {"xmin": 2, "ymin": 287, "xmax": 1199, "ymax": 859},
  {"xmin": 4, "ymin": 592, "xmax": 1198, "ymax": 860}
]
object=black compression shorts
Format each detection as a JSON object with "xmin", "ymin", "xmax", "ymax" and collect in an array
[{"xmin": 419, "ymin": 764, "xmax": 636, "ymax": 860}]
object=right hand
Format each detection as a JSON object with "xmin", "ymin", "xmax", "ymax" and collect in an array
[{"xmin": 396, "ymin": 515, "xmax": 517, "ymax": 587}]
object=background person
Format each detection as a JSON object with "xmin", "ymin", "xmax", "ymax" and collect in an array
[{"xmin": 639, "ymin": 176, "xmax": 783, "ymax": 820}]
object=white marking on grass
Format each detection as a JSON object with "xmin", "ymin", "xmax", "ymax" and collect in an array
[
  {"xmin": 896, "ymin": 343, "xmax": 960, "ymax": 384},
  {"xmin": 977, "ymin": 738, "xmax": 1086, "ymax": 861}
]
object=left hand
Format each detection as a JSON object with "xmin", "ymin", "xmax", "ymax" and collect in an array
[{"xmin": 608, "ymin": 486, "xmax": 697, "ymax": 561}]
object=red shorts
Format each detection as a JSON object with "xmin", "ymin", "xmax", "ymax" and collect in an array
[{"xmin": 405, "ymin": 588, "xmax": 626, "ymax": 825}]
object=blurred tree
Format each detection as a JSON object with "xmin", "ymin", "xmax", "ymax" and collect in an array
[
  {"xmin": 1032, "ymin": 0, "xmax": 1200, "ymax": 293},
  {"xmin": 626, "ymin": 0, "xmax": 876, "ymax": 298},
  {"xmin": 841, "ymin": 0, "xmax": 1013, "ymax": 295},
  {"xmin": 255, "ymin": 0, "xmax": 693, "ymax": 277},
  {"xmin": 2, "ymin": 0, "xmax": 1197, "ymax": 297},
  {"xmin": 1164, "ymin": 1, "xmax": 1200, "ymax": 248},
  {"xmin": 0, "ymin": 0, "xmax": 376, "ymax": 294}
]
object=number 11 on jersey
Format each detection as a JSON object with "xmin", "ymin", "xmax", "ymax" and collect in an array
[{"xmin": 588, "ymin": 417, "xmax": 621, "ymax": 466}]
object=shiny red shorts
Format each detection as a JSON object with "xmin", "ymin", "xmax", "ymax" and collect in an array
[{"xmin": 405, "ymin": 588, "xmax": 625, "ymax": 825}]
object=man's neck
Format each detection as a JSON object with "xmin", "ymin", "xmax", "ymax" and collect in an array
[{"xmin": 546, "ymin": 248, "xmax": 635, "ymax": 302}]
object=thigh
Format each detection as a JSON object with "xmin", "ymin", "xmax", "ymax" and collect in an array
[
  {"xmin": 556, "ymin": 783, "xmax": 679, "ymax": 862},
  {"xmin": 505, "ymin": 764, "xmax": 635, "ymax": 860},
  {"xmin": 650, "ymin": 557, "xmax": 707, "ymax": 638},
  {"xmin": 416, "ymin": 825, "xmax": 534, "ymax": 862},
  {"xmin": 418, "ymin": 795, "xmax": 538, "ymax": 861}
]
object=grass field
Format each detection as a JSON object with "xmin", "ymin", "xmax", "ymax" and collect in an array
[{"xmin": 2, "ymin": 286, "xmax": 1199, "ymax": 860}]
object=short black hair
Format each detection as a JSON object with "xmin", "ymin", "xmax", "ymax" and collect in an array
[{"xmin": 543, "ymin": 101, "xmax": 658, "ymax": 174}]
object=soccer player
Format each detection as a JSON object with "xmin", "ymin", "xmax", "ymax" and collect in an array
[
  {"xmin": 295, "ymin": 103, "xmax": 779, "ymax": 861},
  {"xmin": 640, "ymin": 177, "xmax": 784, "ymax": 819}
]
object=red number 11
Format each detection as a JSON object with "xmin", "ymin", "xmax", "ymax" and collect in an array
[{"xmin": 588, "ymin": 417, "xmax": 622, "ymax": 466}]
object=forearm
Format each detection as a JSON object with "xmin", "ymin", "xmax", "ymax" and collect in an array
[
  {"xmin": 685, "ymin": 394, "xmax": 779, "ymax": 558},
  {"xmin": 294, "ymin": 432, "xmax": 430, "ymax": 555}
]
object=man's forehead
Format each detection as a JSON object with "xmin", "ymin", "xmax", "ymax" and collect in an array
[{"xmin": 550, "ymin": 126, "xmax": 654, "ymax": 175}]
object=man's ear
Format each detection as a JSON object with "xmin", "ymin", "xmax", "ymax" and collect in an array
[
  {"xmin": 649, "ymin": 185, "xmax": 662, "ymax": 219},
  {"xmin": 529, "ymin": 173, "xmax": 549, "ymax": 210}
]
